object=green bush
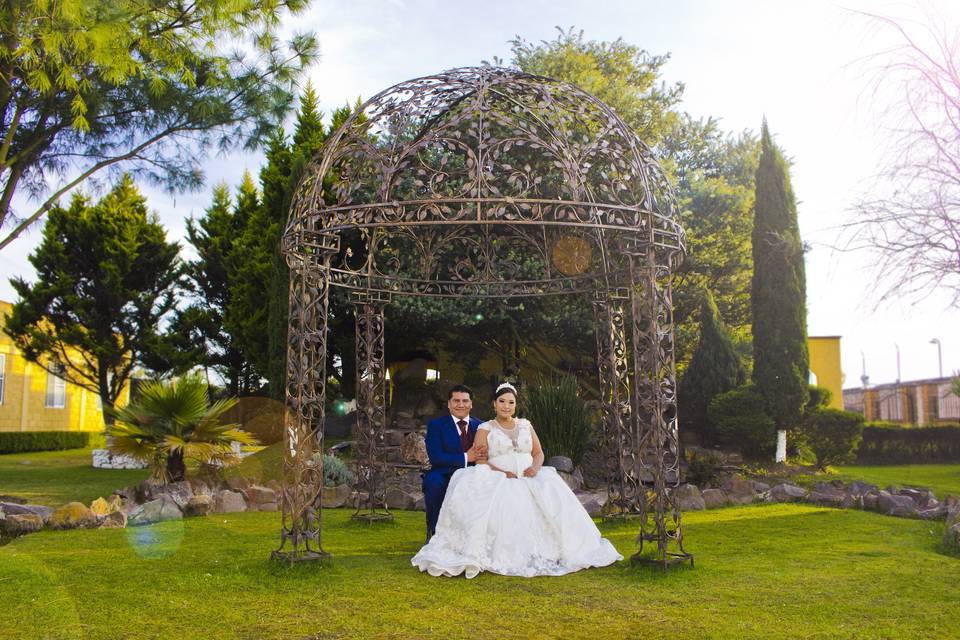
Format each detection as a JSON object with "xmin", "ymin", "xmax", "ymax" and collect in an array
[
  {"xmin": 524, "ymin": 374, "xmax": 593, "ymax": 466},
  {"xmin": 0, "ymin": 431, "xmax": 91, "ymax": 454},
  {"xmin": 316, "ymin": 453, "xmax": 354, "ymax": 487},
  {"xmin": 801, "ymin": 408, "xmax": 865, "ymax": 470},
  {"xmin": 857, "ymin": 425, "xmax": 960, "ymax": 463},
  {"xmin": 685, "ymin": 449, "xmax": 725, "ymax": 487},
  {"xmin": 707, "ymin": 385, "xmax": 776, "ymax": 460}
]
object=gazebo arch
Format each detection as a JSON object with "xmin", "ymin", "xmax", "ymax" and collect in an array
[{"xmin": 273, "ymin": 66, "xmax": 691, "ymax": 568}]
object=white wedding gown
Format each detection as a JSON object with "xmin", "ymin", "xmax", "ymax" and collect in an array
[{"xmin": 412, "ymin": 419, "xmax": 622, "ymax": 578}]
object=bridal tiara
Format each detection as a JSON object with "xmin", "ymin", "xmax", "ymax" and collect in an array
[{"xmin": 496, "ymin": 382, "xmax": 517, "ymax": 394}]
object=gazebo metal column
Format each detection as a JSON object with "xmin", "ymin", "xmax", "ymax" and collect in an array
[
  {"xmin": 351, "ymin": 291, "xmax": 392, "ymax": 521},
  {"xmin": 592, "ymin": 288, "xmax": 641, "ymax": 516},
  {"xmin": 628, "ymin": 246, "xmax": 692, "ymax": 567},
  {"xmin": 273, "ymin": 246, "xmax": 334, "ymax": 563}
]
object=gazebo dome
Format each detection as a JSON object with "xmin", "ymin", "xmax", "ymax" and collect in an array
[{"xmin": 285, "ymin": 66, "xmax": 684, "ymax": 298}]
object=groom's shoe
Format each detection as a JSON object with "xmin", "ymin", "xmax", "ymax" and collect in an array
[{"xmin": 425, "ymin": 529, "xmax": 435, "ymax": 544}]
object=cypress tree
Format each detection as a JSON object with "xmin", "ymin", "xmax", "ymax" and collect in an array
[
  {"xmin": 751, "ymin": 120, "xmax": 809, "ymax": 430},
  {"xmin": 679, "ymin": 289, "xmax": 746, "ymax": 441}
]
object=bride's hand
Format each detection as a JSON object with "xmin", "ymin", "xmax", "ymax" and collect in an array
[
  {"xmin": 503, "ymin": 470, "xmax": 518, "ymax": 479},
  {"xmin": 522, "ymin": 465, "xmax": 540, "ymax": 478}
]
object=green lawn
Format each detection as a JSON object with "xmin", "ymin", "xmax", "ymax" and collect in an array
[
  {"xmin": 0, "ymin": 448, "xmax": 148, "ymax": 507},
  {"xmin": 1, "ymin": 505, "xmax": 957, "ymax": 639},
  {"xmin": 829, "ymin": 464, "xmax": 960, "ymax": 498}
]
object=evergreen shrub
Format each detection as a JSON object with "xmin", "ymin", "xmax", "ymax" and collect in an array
[
  {"xmin": 524, "ymin": 375, "xmax": 593, "ymax": 466},
  {"xmin": 0, "ymin": 431, "xmax": 90, "ymax": 454},
  {"xmin": 708, "ymin": 385, "xmax": 776, "ymax": 460},
  {"xmin": 857, "ymin": 425, "xmax": 960, "ymax": 464},
  {"xmin": 801, "ymin": 408, "xmax": 865, "ymax": 470}
]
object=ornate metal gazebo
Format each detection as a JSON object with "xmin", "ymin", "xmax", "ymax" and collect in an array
[{"xmin": 273, "ymin": 66, "xmax": 691, "ymax": 568}]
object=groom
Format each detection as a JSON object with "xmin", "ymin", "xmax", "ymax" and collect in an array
[{"xmin": 422, "ymin": 384, "xmax": 485, "ymax": 542}]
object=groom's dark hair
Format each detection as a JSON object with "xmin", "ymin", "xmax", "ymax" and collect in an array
[{"xmin": 448, "ymin": 384, "xmax": 473, "ymax": 399}]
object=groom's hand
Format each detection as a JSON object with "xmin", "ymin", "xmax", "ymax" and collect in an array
[{"xmin": 467, "ymin": 444, "xmax": 487, "ymax": 464}]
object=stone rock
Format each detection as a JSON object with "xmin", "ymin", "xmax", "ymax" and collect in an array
[
  {"xmin": 188, "ymin": 479, "xmax": 214, "ymax": 497},
  {"xmin": 128, "ymin": 497, "xmax": 183, "ymax": 526},
  {"xmin": 402, "ymin": 432, "xmax": 430, "ymax": 466},
  {"xmin": 91, "ymin": 448, "xmax": 148, "ymax": 470},
  {"xmin": 386, "ymin": 487, "xmax": 419, "ymax": 510},
  {"xmin": 917, "ymin": 505, "xmax": 948, "ymax": 520},
  {"xmin": 813, "ymin": 482, "xmax": 845, "ymax": 496},
  {"xmin": 2, "ymin": 513, "xmax": 44, "ymax": 536},
  {"xmin": 751, "ymin": 481, "xmax": 771, "ymax": 494},
  {"xmin": 576, "ymin": 490, "xmax": 608, "ymax": 517},
  {"xmin": 545, "ymin": 456, "xmax": 575, "ymax": 473},
  {"xmin": 671, "ymin": 484, "xmax": 705, "ymax": 510},
  {"xmin": 877, "ymin": 491, "xmax": 918, "ymax": 517},
  {"xmin": 0, "ymin": 495, "xmax": 27, "ymax": 505},
  {"xmin": 185, "ymin": 494, "xmax": 214, "ymax": 516},
  {"xmin": 90, "ymin": 496, "xmax": 120, "ymax": 516},
  {"xmin": 702, "ymin": 488, "xmax": 728, "ymax": 509},
  {"xmin": 321, "ymin": 484, "xmax": 353, "ymax": 508},
  {"xmin": 899, "ymin": 488, "xmax": 936, "ymax": 508},
  {"xmin": 112, "ymin": 485, "xmax": 137, "ymax": 503},
  {"xmin": 98, "ymin": 510, "xmax": 127, "ymax": 529},
  {"xmin": 845, "ymin": 481, "xmax": 877, "ymax": 497},
  {"xmin": 265, "ymin": 479, "xmax": 283, "ymax": 495},
  {"xmin": 225, "ymin": 476, "xmax": 251, "ymax": 492},
  {"xmin": 214, "ymin": 490, "xmax": 247, "ymax": 514},
  {"xmin": 862, "ymin": 491, "xmax": 880, "ymax": 511},
  {"xmin": 722, "ymin": 476, "xmax": 757, "ymax": 505},
  {"xmin": 770, "ymin": 483, "xmax": 808, "ymax": 502},
  {"xmin": 49, "ymin": 502, "xmax": 98, "ymax": 529},
  {"xmin": 945, "ymin": 494, "xmax": 959, "ymax": 509},
  {"xmin": 257, "ymin": 502, "xmax": 278, "ymax": 512},
  {"xmin": 244, "ymin": 485, "xmax": 276, "ymax": 506},
  {"xmin": 414, "ymin": 395, "xmax": 439, "ymax": 419},
  {"xmin": 413, "ymin": 492, "xmax": 426, "ymax": 511},
  {"xmin": 808, "ymin": 491, "xmax": 845, "ymax": 507},
  {"xmin": 0, "ymin": 502, "xmax": 54, "ymax": 523},
  {"xmin": 557, "ymin": 469, "xmax": 583, "ymax": 492}
]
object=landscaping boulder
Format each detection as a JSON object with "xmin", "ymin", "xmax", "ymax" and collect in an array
[
  {"xmin": 225, "ymin": 476, "xmax": 251, "ymax": 492},
  {"xmin": 808, "ymin": 491, "xmax": 845, "ymax": 508},
  {"xmin": 386, "ymin": 487, "xmax": 420, "ymax": 511},
  {"xmin": 751, "ymin": 481, "xmax": 771, "ymax": 494},
  {"xmin": 702, "ymin": 488, "xmax": 728, "ymax": 509},
  {"xmin": 845, "ymin": 481, "xmax": 877, "ymax": 497},
  {"xmin": 671, "ymin": 484, "xmax": 705, "ymax": 511},
  {"xmin": 98, "ymin": 511, "xmax": 127, "ymax": 529},
  {"xmin": 401, "ymin": 432, "xmax": 429, "ymax": 466},
  {"xmin": 214, "ymin": 490, "xmax": 247, "ymax": 514},
  {"xmin": 545, "ymin": 456, "xmax": 575, "ymax": 474},
  {"xmin": 918, "ymin": 504, "xmax": 948, "ymax": 520},
  {"xmin": 770, "ymin": 483, "xmax": 808, "ymax": 502},
  {"xmin": 898, "ymin": 488, "xmax": 937, "ymax": 509},
  {"xmin": 257, "ymin": 501, "xmax": 278, "ymax": 512},
  {"xmin": 876, "ymin": 491, "xmax": 918, "ymax": 518},
  {"xmin": 244, "ymin": 485, "xmax": 276, "ymax": 507},
  {"xmin": 185, "ymin": 494, "xmax": 214, "ymax": 517},
  {"xmin": 188, "ymin": 479, "xmax": 215, "ymax": 498},
  {"xmin": 321, "ymin": 484, "xmax": 353, "ymax": 508},
  {"xmin": 722, "ymin": 476, "xmax": 756, "ymax": 505},
  {"xmin": 944, "ymin": 506, "xmax": 960, "ymax": 549},
  {"xmin": 89, "ymin": 495, "xmax": 123, "ymax": 516},
  {"xmin": 557, "ymin": 468, "xmax": 584, "ymax": 492},
  {"xmin": 265, "ymin": 479, "xmax": 283, "ymax": 495},
  {"xmin": 0, "ymin": 502, "xmax": 54, "ymax": 524},
  {"xmin": 576, "ymin": 490, "xmax": 608, "ymax": 517},
  {"xmin": 2, "ymin": 513, "xmax": 44, "ymax": 536},
  {"xmin": 128, "ymin": 497, "xmax": 183, "ymax": 526},
  {"xmin": 49, "ymin": 502, "xmax": 99, "ymax": 530}
]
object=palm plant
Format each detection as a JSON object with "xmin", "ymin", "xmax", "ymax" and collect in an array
[{"xmin": 107, "ymin": 375, "xmax": 257, "ymax": 483}]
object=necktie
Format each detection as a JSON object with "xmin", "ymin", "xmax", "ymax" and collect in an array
[{"xmin": 458, "ymin": 419, "xmax": 470, "ymax": 451}]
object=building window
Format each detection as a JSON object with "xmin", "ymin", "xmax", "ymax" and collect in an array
[
  {"xmin": 45, "ymin": 363, "xmax": 67, "ymax": 409},
  {"xmin": 0, "ymin": 353, "xmax": 5, "ymax": 405}
]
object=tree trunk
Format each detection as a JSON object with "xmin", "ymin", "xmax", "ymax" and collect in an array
[{"xmin": 166, "ymin": 449, "xmax": 186, "ymax": 483}]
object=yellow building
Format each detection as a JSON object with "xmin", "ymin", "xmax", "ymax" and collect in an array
[
  {"xmin": 808, "ymin": 336, "xmax": 844, "ymax": 410},
  {"xmin": 0, "ymin": 300, "xmax": 128, "ymax": 433}
]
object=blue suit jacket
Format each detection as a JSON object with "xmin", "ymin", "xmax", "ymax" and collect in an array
[{"xmin": 425, "ymin": 414, "xmax": 482, "ymax": 477}]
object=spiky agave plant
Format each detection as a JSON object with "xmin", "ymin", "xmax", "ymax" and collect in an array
[{"xmin": 107, "ymin": 375, "xmax": 257, "ymax": 483}]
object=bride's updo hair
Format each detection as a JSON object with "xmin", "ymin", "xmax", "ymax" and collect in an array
[{"xmin": 494, "ymin": 382, "xmax": 517, "ymax": 400}]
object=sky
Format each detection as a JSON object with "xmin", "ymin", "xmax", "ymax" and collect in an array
[{"xmin": 2, "ymin": 0, "xmax": 959, "ymax": 388}]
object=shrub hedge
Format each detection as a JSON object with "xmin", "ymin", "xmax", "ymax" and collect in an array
[
  {"xmin": 857, "ymin": 425, "xmax": 960, "ymax": 464},
  {"xmin": 0, "ymin": 431, "xmax": 91, "ymax": 454}
]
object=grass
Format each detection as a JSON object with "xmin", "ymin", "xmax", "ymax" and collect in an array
[
  {"xmin": 1, "ymin": 505, "xmax": 957, "ymax": 639},
  {"xmin": 0, "ymin": 448, "xmax": 148, "ymax": 507}
]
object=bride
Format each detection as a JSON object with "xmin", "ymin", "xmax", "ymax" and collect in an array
[{"xmin": 412, "ymin": 383, "xmax": 622, "ymax": 578}]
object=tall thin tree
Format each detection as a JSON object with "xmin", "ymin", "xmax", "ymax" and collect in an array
[{"xmin": 751, "ymin": 121, "xmax": 809, "ymax": 437}]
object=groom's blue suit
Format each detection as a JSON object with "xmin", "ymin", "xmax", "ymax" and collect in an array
[{"xmin": 422, "ymin": 414, "xmax": 482, "ymax": 534}]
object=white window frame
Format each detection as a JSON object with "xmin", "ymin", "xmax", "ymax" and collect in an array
[
  {"xmin": 45, "ymin": 363, "xmax": 67, "ymax": 409},
  {"xmin": 0, "ymin": 353, "xmax": 6, "ymax": 405}
]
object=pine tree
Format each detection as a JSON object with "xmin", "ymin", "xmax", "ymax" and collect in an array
[
  {"xmin": 751, "ymin": 121, "xmax": 809, "ymax": 430},
  {"xmin": 679, "ymin": 290, "xmax": 746, "ymax": 440}
]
